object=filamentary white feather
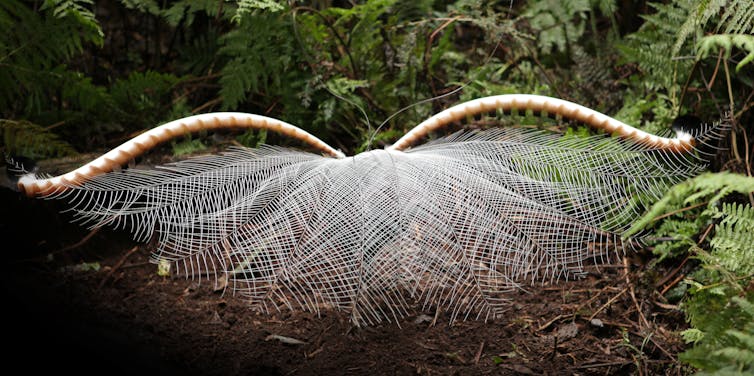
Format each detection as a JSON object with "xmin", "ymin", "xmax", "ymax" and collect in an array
[{"xmin": 43, "ymin": 116, "xmax": 719, "ymax": 325}]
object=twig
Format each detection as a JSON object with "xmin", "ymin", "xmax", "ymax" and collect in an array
[
  {"xmin": 474, "ymin": 340, "xmax": 485, "ymax": 364},
  {"xmin": 698, "ymin": 222, "xmax": 715, "ymax": 245},
  {"xmin": 573, "ymin": 361, "xmax": 633, "ymax": 369},
  {"xmin": 655, "ymin": 254, "xmax": 690, "ymax": 288},
  {"xmin": 192, "ymin": 97, "xmax": 223, "ymax": 114},
  {"xmin": 44, "ymin": 120, "xmax": 66, "ymax": 131},
  {"xmin": 630, "ymin": 330, "xmax": 674, "ymax": 359},
  {"xmin": 653, "ymin": 301, "xmax": 679, "ymax": 310},
  {"xmin": 52, "ymin": 227, "xmax": 101, "ymax": 255},
  {"xmin": 98, "ymin": 246, "xmax": 140, "ymax": 289},
  {"xmin": 651, "ymin": 201, "xmax": 708, "ymax": 222},
  {"xmin": 624, "ymin": 257, "xmax": 650, "ymax": 330},
  {"xmin": 573, "ymin": 284, "xmax": 618, "ymax": 314},
  {"xmin": 659, "ymin": 272, "xmax": 687, "ymax": 296},
  {"xmin": 537, "ymin": 314, "xmax": 564, "ymax": 331},
  {"xmin": 430, "ymin": 307, "xmax": 441, "ymax": 327},
  {"xmin": 706, "ymin": 49, "xmax": 724, "ymax": 90},
  {"xmin": 588, "ymin": 288, "xmax": 627, "ymax": 321},
  {"xmin": 654, "ymin": 221, "xmax": 711, "ymax": 295}
]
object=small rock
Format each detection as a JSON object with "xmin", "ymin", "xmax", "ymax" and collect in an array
[
  {"xmin": 590, "ymin": 318, "xmax": 604, "ymax": 328},
  {"xmin": 556, "ymin": 322, "xmax": 579, "ymax": 339}
]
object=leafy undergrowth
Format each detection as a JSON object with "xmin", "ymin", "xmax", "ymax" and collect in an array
[
  {"xmin": 633, "ymin": 173, "xmax": 754, "ymax": 375},
  {"xmin": 2, "ymin": 1, "xmax": 753, "ymax": 374}
]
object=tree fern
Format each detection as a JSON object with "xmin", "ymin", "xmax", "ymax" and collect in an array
[
  {"xmin": 118, "ymin": 0, "xmax": 160, "ymax": 16},
  {"xmin": 523, "ymin": 0, "xmax": 590, "ymax": 55},
  {"xmin": 42, "ymin": 0, "xmax": 103, "ymax": 44},
  {"xmin": 234, "ymin": 0, "xmax": 284, "ymax": 22},
  {"xmin": 628, "ymin": 172, "xmax": 754, "ymax": 237},
  {"xmin": 618, "ymin": 1, "xmax": 693, "ymax": 94},
  {"xmin": 110, "ymin": 71, "xmax": 182, "ymax": 130}
]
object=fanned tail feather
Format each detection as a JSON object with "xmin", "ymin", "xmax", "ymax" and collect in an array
[{"xmin": 46, "ymin": 127, "xmax": 718, "ymax": 325}]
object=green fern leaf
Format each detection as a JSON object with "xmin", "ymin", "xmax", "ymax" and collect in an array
[
  {"xmin": 1, "ymin": 119, "xmax": 77, "ymax": 159},
  {"xmin": 234, "ymin": 0, "xmax": 285, "ymax": 23},
  {"xmin": 627, "ymin": 172, "xmax": 754, "ymax": 237},
  {"xmin": 697, "ymin": 34, "xmax": 754, "ymax": 72},
  {"xmin": 41, "ymin": 0, "xmax": 103, "ymax": 45},
  {"xmin": 219, "ymin": 12, "xmax": 295, "ymax": 109}
]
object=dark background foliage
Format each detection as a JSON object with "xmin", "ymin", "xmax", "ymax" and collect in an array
[{"xmin": 1, "ymin": 1, "xmax": 752, "ymax": 374}]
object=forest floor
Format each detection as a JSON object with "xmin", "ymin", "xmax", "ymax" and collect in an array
[{"xmin": 1, "ymin": 185, "xmax": 691, "ymax": 376}]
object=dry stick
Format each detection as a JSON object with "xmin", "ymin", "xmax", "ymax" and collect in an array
[
  {"xmin": 537, "ymin": 314, "xmax": 565, "ymax": 331},
  {"xmin": 651, "ymin": 201, "xmax": 708, "ymax": 222},
  {"xmin": 657, "ymin": 222, "xmax": 715, "ymax": 296},
  {"xmin": 51, "ymin": 227, "xmax": 101, "ymax": 255},
  {"xmin": 706, "ymin": 49, "xmax": 725, "ymax": 90},
  {"xmin": 588, "ymin": 288, "xmax": 627, "ymax": 321},
  {"xmin": 734, "ymin": 89, "xmax": 754, "ymax": 119},
  {"xmin": 722, "ymin": 57, "xmax": 745, "ymax": 168},
  {"xmin": 655, "ymin": 254, "xmax": 691, "ymax": 289},
  {"xmin": 629, "ymin": 329, "xmax": 674, "ymax": 360},
  {"xmin": 98, "ymin": 245, "xmax": 140, "ymax": 289},
  {"xmin": 191, "ymin": 97, "xmax": 224, "ymax": 114},
  {"xmin": 474, "ymin": 340, "xmax": 485, "ymax": 364},
  {"xmin": 623, "ymin": 257, "xmax": 650, "ymax": 330},
  {"xmin": 659, "ymin": 273, "xmax": 687, "ymax": 297},
  {"xmin": 573, "ymin": 283, "xmax": 619, "ymax": 314},
  {"xmin": 423, "ymin": 16, "xmax": 461, "ymax": 98}
]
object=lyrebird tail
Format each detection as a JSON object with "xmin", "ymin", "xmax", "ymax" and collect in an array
[{"xmin": 19, "ymin": 94, "xmax": 725, "ymax": 325}]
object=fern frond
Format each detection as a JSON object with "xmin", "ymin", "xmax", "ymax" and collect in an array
[
  {"xmin": 522, "ymin": 0, "xmax": 591, "ymax": 55},
  {"xmin": 119, "ymin": 0, "xmax": 160, "ymax": 15},
  {"xmin": 673, "ymin": 0, "xmax": 754, "ymax": 54},
  {"xmin": 718, "ymin": 0, "xmax": 754, "ymax": 35},
  {"xmin": 219, "ymin": 12, "xmax": 296, "ymax": 109},
  {"xmin": 681, "ymin": 293, "xmax": 754, "ymax": 373},
  {"xmin": 41, "ymin": 0, "xmax": 103, "ymax": 45},
  {"xmin": 707, "ymin": 203, "xmax": 754, "ymax": 276},
  {"xmin": 1, "ymin": 119, "xmax": 78, "ymax": 159},
  {"xmin": 0, "ymin": 0, "xmax": 103, "ymax": 115},
  {"xmin": 627, "ymin": 172, "xmax": 754, "ymax": 236},
  {"xmin": 234, "ymin": 0, "xmax": 285, "ymax": 23},
  {"xmin": 110, "ymin": 70, "xmax": 181, "ymax": 129},
  {"xmin": 697, "ymin": 34, "xmax": 754, "ymax": 72}
]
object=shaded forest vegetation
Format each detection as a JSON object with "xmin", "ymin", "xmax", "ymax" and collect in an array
[{"xmin": 1, "ymin": 0, "xmax": 753, "ymax": 375}]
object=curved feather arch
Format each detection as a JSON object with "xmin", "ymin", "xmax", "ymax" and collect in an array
[
  {"xmin": 18, "ymin": 94, "xmax": 711, "ymax": 197},
  {"xmin": 17, "ymin": 112, "xmax": 345, "ymax": 196},
  {"xmin": 389, "ymin": 94, "xmax": 696, "ymax": 152}
]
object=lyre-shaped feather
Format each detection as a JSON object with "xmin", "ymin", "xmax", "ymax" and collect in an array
[{"xmin": 19, "ymin": 95, "xmax": 723, "ymax": 325}]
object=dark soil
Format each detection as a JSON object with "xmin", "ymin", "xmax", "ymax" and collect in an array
[{"xmin": 1, "ymin": 187, "xmax": 690, "ymax": 376}]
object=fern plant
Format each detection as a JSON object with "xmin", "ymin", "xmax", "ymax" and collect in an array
[
  {"xmin": 1, "ymin": 119, "xmax": 78, "ymax": 159},
  {"xmin": 0, "ymin": 0, "xmax": 103, "ymax": 116},
  {"xmin": 631, "ymin": 172, "xmax": 754, "ymax": 374}
]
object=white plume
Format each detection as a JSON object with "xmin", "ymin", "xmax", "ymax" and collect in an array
[{"xmin": 47, "ymin": 126, "xmax": 717, "ymax": 325}]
